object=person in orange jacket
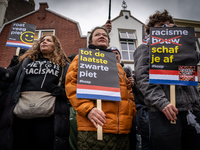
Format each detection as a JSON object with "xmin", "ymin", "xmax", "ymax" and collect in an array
[{"xmin": 65, "ymin": 26, "xmax": 136, "ymax": 150}]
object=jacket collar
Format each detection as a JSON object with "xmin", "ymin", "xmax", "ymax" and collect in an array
[
  {"xmin": 38, "ymin": 52, "xmax": 50, "ymax": 60},
  {"xmin": 88, "ymin": 44, "xmax": 112, "ymax": 53}
]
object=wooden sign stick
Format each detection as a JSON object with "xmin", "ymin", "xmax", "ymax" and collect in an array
[
  {"xmin": 97, "ymin": 99, "xmax": 103, "ymax": 140},
  {"xmin": 16, "ymin": 22, "xmax": 26, "ymax": 56},
  {"xmin": 16, "ymin": 47, "xmax": 20, "ymax": 56},
  {"xmin": 170, "ymin": 85, "xmax": 176, "ymax": 124}
]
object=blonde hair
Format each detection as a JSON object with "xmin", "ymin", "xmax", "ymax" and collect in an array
[{"xmin": 19, "ymin": 35, "xmax": 70, "ymax": 67}]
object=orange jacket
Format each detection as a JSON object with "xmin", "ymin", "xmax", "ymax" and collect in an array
[{"xmin": 65, "ymin": 55, "xmax": 136, "ymax": 134}]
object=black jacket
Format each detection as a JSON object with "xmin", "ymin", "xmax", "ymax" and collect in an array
[
  {"xmin": 0, "ymin": 57, "xmax": 70, "ymax": 150},
  {"xmin": 132, "ymin": 76, "xmax": 149, "ymax": 138}
]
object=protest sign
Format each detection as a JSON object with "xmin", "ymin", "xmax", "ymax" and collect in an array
[
  {"xmin": 149, "ymin": 27, "xmax": 198, "ymax": 86},
  {"xmin": 77, "ymin": 48, "xmax": 121, "ymax": 101},
  {"xmin": 6, "ymin": 22, "xmax": 36, "ymax": 49}
]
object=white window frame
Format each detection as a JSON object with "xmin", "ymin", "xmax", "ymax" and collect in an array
[
  {"xmin": 120, "ymin": 41, "xmax": 136, "ymax": 61},
  {"xmin": 34, "ymin": 29, "xmax": 55, "ymax": 41},
  {"xmin": 119, "ymin": 30, "xmax": 137, "ymax": 61},
  {"xmin": 119, "ymin": 31, "xmax": 136, "ymax": 40}
]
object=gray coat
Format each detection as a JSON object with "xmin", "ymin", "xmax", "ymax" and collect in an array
[{"xmin": 134, "ymin": 44, "xmax": 200, "ymax": 112}]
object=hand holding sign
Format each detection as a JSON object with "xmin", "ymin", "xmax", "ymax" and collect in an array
[
  {"xmin": 162, "ymin": 103, "xmax": 178, "ymax": 121},
  {"xmin": 87, "ymin": 107, "xmax": 106, "ymax": 128},
  {"xmin": 77, "ymin": 48, "xmax": 120, "ymax": 140}
]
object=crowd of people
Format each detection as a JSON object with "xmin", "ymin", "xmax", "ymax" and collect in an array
[{"xmin": 0, "ymin": 9, "xmax": 200, "ymax": 150}]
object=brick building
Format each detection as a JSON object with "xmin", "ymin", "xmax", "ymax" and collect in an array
[
  {"xmin": 0, "ymin": 2, "xmax": 86, "ymax": 67},
  {"xmin": 4, "ymin": 0, "xmax": 35, "ymax": 23}
]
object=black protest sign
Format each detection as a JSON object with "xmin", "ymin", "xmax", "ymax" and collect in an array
[
  {"xmin": 6, "ymin": 22, "xmax": 36, "ymax": 49},
  {"xmin": 149, "ymin": 27, "xmax": 198, "ymax": 86},
  {"xmin": 76, "ymin": 48, "xmax": 121, "ymax": 101}
]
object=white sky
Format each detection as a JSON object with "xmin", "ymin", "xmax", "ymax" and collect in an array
[{"xmin": 34, "ymin": 0, "xmax": 200, "ymax": 35}]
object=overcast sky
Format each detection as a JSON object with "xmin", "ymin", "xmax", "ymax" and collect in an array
[{"xmin": 34, "ymin": 0, "xmax": 200, "ymax": 35}]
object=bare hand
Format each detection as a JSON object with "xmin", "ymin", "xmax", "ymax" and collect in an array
[
  {"xmin": 162, "ymin": 103, "xmax": 178, "ymax": 121},
  {"xmin": 87, "ymin": 108, "xmax": 106, "ymax": 128},
  {"xmin": 104, "ymin": 19, "xmax": 112, "ymax": 33},
  {"xmin": 128, "ymin": 77, "xmax": 134, "ymax": 87}
]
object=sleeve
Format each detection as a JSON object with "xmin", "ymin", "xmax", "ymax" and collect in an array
[
  {"xmin": 133, "ymin": 44, "xmax": 170, "ymax": 111},
  {"xmin": 0, "ymin": 63, "xmax": 21, "ymax": 83},
  {"xmin": 118, "ymin": 63, "xmax": 137, "ymax": 117},
  {"xmin": 65, "ymin": 55, "xmax": 95, "ymax": 117},
  {"xmin": 196, "ymin": 51, "xmax": 200, "ymax": 62}
]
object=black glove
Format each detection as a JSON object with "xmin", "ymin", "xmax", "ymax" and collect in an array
[{"xmin": 51, "ymin": 84, "xmax": 66, "ymax": 98}]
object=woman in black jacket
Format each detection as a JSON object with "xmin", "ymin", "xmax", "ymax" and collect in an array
[{"xmin": 0, "ymin": 35, "xmax": 70, "ymax": 150}]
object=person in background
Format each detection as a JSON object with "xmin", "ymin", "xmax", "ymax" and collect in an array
[
  {"xmin": 0, "ymin": 48, "xmax": 27, "ymax": 121},
  {"xmin": 109, "ymin": 46, "xmax": 121, "ymax": 64},
  {"xmin": 131, "ymin": 74, "xmax": 153, "ymax": 150},
  {"xmin": 67, "ymin": 54, "xmax": 78, "ymax": 150},
  {"xmin": 109, "ymin": 46, "xmax": 137, "ymax": 150},
  {"xmin": 65, "ymin": 26, "xmax": 136, "ymax": 150},
  {"xmin": 134, "ymin": 9, "xmax": 200, "ymax": 150},
  {"xmin": 0, "ymin": 35, "xmax": 70, "ymax": 150}
]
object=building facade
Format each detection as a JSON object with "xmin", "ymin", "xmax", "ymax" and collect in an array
[
  {"xmin": 0, "ymin": 3, "xmax": 86, "ymax": 67},
  {"xmin": 87, "ymin": 9, "xmax": 145, "ymax": 70}
]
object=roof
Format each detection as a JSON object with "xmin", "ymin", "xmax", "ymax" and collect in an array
[
  {"xmin": 111, "ymin": 10, "xmax": 144, "ymax": 25},
  {"xmin": 0, "ymin": 8, "xmax": 86, "ymax": 37}
]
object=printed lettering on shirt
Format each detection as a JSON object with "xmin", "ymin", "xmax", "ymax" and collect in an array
[{"xmin": 25, "ymin": 61, "xmax": 60, "ymax": 77}]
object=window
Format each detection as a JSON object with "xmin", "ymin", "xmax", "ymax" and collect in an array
[
  {"xmin": 34, "ymin": 29, "xmax": 55, "ymax": 42},
  {"xmin": 119, "ymin": 31, "xmax": 136, "ymax": 40},
  {"xmin": 119, "ymin": 30, "xmax": 137, "ymax": 61},
  {"xmin": 121, "ymin": 42, "xmax": 135, "ymax": 61}
]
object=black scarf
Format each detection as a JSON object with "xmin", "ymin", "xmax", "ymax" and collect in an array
[{"xmin": 88, "ymin": 44, "xmax": 112, "ymax": 53}]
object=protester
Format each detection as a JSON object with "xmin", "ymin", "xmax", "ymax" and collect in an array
[
  {"xmin": 123, "ymin": 66, "xmax": 138, "ymax": 150},
  {"xmin": 134, "ymin": 9, "xmax": 200, "ymax": 150},
  {"xmin": 0, "ymin": 48, "xmax": 27, "ymax": 121},
  {"xmin": 109, "ymin": 46, "xmax": 121, "ymax": 63},
  {"xmin": 67, "ymin": 54, "xmax": 78, "ymax": 150},
  {"xmin": 110, "ymin": 46, "xmax": 137, "ymax": 150},
  {"xmin": 131, "ymin": 75, "xmax": 153, "ymax": 150},
  {"xmin": 67, "ymin": 19, "xmax": 113, "ymax": 150},
  {"xmin": 65, "ymin": 26, "xmax": 136, "ymax": 150},
  {"xmin": 0, "ymin": 35, "xmax": 70, "ymax": 150},
  {"xmin": 0, "ymin": 80, "xmax": 10, "ymax": 120}
]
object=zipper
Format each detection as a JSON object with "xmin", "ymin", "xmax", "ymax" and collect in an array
[
  {"xmin": 117, "ymin": 70, "xmax": 132, "ymax": 134},
  {"xmin": 118, "ymin": 70, "xmax": 131, "ymax": 103}
]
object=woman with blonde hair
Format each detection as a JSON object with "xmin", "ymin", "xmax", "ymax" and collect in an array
[{"xmin": 0, "ymin": 35, "xmax": 70, "ymax": 150}]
